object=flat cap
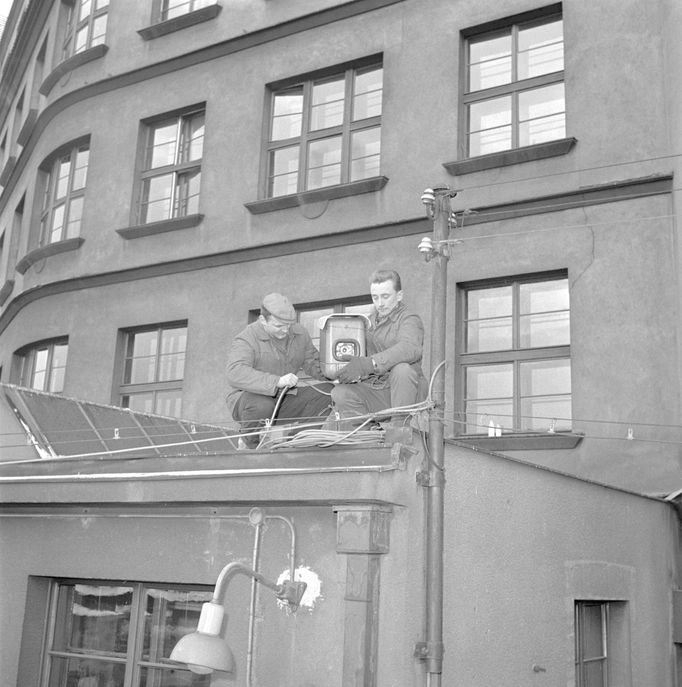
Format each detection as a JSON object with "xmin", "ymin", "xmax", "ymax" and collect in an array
[{"xmin": 262, "ymin": 292, "xmax": 296, "ymax": 323}]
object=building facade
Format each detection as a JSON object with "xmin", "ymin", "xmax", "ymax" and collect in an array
[{"xmin": 0, "ymin": 0, "xmax": 681, "ymax": 685}]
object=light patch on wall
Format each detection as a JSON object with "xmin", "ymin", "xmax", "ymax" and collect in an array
[{"xmin": 277, "ymin": 566, "xmax": 322, "ymax": 611}]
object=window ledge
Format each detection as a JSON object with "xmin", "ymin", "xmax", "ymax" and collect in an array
[
  {"xmin": 245, "ymin": 176, "xmax": 389, "ymax": 215},
  {"xmin": 443, "ymin": 137, "xmax": 577, "ymax": 176},
  {"xmin": 138, "ymin": 4, "xmax": 222, "ymax": 40},
  {"xmin": 16, "ymin": 237, "xmax": 85, "ymax": 274},
  {"xmin": 450, "ymin": 431, "xmax": 583, "ymax": 451},
  {"xmin": 16, "ymin": 109, "xmax": 38, "ymax": 147},
  {"xmin": 0, "ymin": 279, "xmax": 14, "ymax": 306},
  {"xmin": 40, "ymin": 44, "xmax": 109, "ymax": 96},
  {"xmin": 116, "ymin": 213, "xmax": 204, "ymax": 239},
  {"xmin": 0, "ymin": 156, "xmax": 16, "ymax": 187}
]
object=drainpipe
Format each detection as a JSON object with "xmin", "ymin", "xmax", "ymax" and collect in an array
[{"xmin": 417, "ymin": 186, "xmax": 455, "ymax": 686}]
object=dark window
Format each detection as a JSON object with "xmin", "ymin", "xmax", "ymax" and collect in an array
[
  {"xmin": 266, "ymin": 61, "xmax": 383, "ymax": 197},
  {"xmin": 40, "ymin": 144, "xmax": 89, "ymax": 245},
  {"xmin": 463, "ymin": 11, "xmax": 564, "ymax": 157},
  {"xmin": 119, "ymin": 323, "xmax": 188, "ymax": 417},
  {"xmin": 575, "ymin": 601, "xmax": 608, "ymax": 687},
  {"xmin": 44, "ymin": 580, "xmax": 212, "ymax": 686},
  {"xmin": 458, "ymin": 273, "xmax": 570, "ymax": 434},
  {"xmin": 63, "ymin": 0, "xmax": 109, "ymax": 58},
  {"xmin": 14, "ymin": 338, "xmax": 69, "ymax": 392},
  {"xmin": 139, "ymin": 108, "xmax": 204, "ymax": 224}
]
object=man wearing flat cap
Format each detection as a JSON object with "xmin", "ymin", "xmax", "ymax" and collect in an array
[{"xmin": 225, "ymin": 293, "xmax": 332, "ymax": 448}]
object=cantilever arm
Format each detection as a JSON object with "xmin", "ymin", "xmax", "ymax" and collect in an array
[{"xmin": 213, "ymin": 561, "xmax": 307, "ymax": 611}]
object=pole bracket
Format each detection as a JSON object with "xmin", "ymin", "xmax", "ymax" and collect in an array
[{"xmin": 413, "ymin": 640, "xmax": 445, "ymax": 661}]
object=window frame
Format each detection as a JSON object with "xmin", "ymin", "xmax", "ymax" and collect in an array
[
  {"xmin": 13, "ymin": 337, "xmax": 69, "ymax": 393},
  {"xmin": 156, "ymin": 0, "xmax": 215, "ymax": 22},
  {"xmin": 136, "ymin": 106, "xmax": 205, "ymax": 225},
  {"xmin": 575, "ymin": 601, "xmax": 608, "ymax": 687},
  {"xmin": 117, "ymin": 321, "xmax": 188, "ymax": 417},
  {"xmin": 461, "ymin": 5, "xmax": 564, "ymax": 159},
  {"xmin": 40, "ymin": 578, "xmax": 213, "ymax": 687},
  {"xmin": 455, "ymin": 271, "xmax": 571, "ymax": 435},
  {"xmin": 39, "ymin": 142, "xmax": 90, "ymax": 247},
  {"xmin": 263, "ymin": 55, "xmax": 383, "ymax": 199},
  {"xmin": 62, "ymin": 0, "xmax": 109, "ymax": 60}
]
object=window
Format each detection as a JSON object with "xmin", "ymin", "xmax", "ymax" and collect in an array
[
  {"xmin": 40, "ymin": 144, "xmax": 89, "ymax": 246},
  {"xmin": 43, "ymin": 580, "xmax": 212, "ymax": 686},
  {"xmin": 139, "ymin": 108, "xmax": 204, "ymax": 224},
  {"xmin": 119, "ymin": 323, "xmax": 187, "ymax": 417},
  {"xmin": 575, "ymin": 601, "xmax": 608, "ymax": 687},
  {"xmin": 63, "ymin": 0, "xmax": 109, "ymax": 58},
  {"xmin": 158, "ymin": 0, "xmax": 214, "ymax": 21},
  {"xmin": 15, "ymin": 339, "xmax": 69, "ymax": 393},
  {"xmin": 266, "ymin": 60, "xmax": 383, "ymax": 197},
  {"xmin": 458, "ymin": 274, "xmax": 570, "ymax": 434},
  {"xmin": 463, "ymin": 10, "xmax": 564, "ymax": 157}
]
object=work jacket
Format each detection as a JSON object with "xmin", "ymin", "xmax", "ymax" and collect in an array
[
  {"xmin": 364, "ymin": 302, "xmax": 426, "ymax": 389},
  {"xmin": 225, "ymin": 320, "xmax": 325, "ymax": 415}
]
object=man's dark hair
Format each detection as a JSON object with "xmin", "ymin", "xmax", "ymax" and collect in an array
[{"xmin": 370, "ymin": 269, "xmax": 402, "ymax": 291}]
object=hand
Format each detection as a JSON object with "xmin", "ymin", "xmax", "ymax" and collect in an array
[
  {"xmin": 337, "ymin": 356, "xmax": 374, "ymax": 384},
  {"xmin": 277, "ymin": 373, "xmax": 298, "ymax": 388}
]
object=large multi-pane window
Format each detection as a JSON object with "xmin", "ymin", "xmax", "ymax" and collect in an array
[
  {"xmin": 266, "ymin": 61, "xmax": 383, "ymax": 197},
  {"xmin": 119, "ymin": 323, "xmax": 187, "ymax": 417},
  {"xmin": 43, "ymin": 580, "xmax": 212, "ymax": 687},
  {"xmin": 458, "ymin": 274, "xmax": 570, "ymax": 434},
  {"xmin": 15, "ymin": 339, "xmax": 69, "ymax": 393},
  {"xmin": 40, "ymin": 144, "xmax": 89, "ymax": 245},
  {"xmin": 139, "ymin": 109, "xmax": 204, "ymax": 224},
  {"xmin": 463, "ymin": 11, "xmax": 564, "ymax": 157},
  {"xmin": 575, "ymin": 601, "xmax": 608, "ymax": 687},
  {"xmin": 63, "ymin": 0, "xmax": 109, "ymax": 58}
]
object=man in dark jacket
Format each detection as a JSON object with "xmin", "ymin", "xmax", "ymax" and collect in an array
[
  {"xmin": 226, "ymin": 292, "xmax": 332, "ymax": 447},
  {"xmin": 331, "ymin": 270, "xmax": 426, "ymax": 427}
]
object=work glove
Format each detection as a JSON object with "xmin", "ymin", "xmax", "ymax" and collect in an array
[{"xmin": 337, "ymin": 356, "xmax": 374, "ymax": 383}]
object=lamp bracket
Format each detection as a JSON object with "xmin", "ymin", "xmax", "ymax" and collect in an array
[
  {"xmin": 413, "ymin": 640, "xmax": 445, "ymax": 661},
  {"xmin": 275, "ymin": 579, "xmax": 307, "ymax": 611}
]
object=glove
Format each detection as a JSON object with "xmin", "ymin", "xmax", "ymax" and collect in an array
[{"xmin": 337, "ymin": 356, "xmax": 374, "ymax": 383}]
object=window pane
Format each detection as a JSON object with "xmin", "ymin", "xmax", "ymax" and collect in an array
[
  {"xmin": 520, "ymin": 359, "xmax": 571, "ymax": 397},
  {"xmin": 49, "ymin": 343, "xmax": 69, "ymax": 392},
  {"xmin": 175, "ymin": 169, "xmax": 201, "ymax": 217},
  {"xmin": 91, "ymin": 14, "xmax": 107, "ymax": 46},
  {"xmin": 520, "ymin": 359, "xmax": 571, "ymax": 430},
  {"xmin": 519, "ymin": 278, "xmax": 570, "ymax": 346},
  {"xmin": 518, "ymin": 19, "xmax": 564, "ymax": 79},
  {"xmin": 75, "ymin": 25, "xmax": 89, "ymax": 53},
  {"xmin": 155, "ymin": 389, "xmax": 182, "ymax": 417},
  {"xmin": 32, "ymin": 348, "xmax": 49, "ymax": 390},
  {"xmin": 142, "ymin": 175, "xmax": 173, "ymax": 223},
  {"xmin": 307, "ymin": 136, "xmax": 342, "ymax": 189},
  {"xmin": 269, "ymin": 146, "xmax": 299, "ymax": 197},
  {"xmin": 122, "ymin": 392, "xmax": 154, "ymax": 414},
  {"xmin": 48, "ymin": 656, "xmax": 126, "ymax": 687},
  {"xmin": 465, "ymin": 399, "xmax": 513, "ymax": 434},
  {"xmin": 466, "ymin": 286, "xmax": 513, "ymax": 352},
  {"xmin": 583, "ymin": 661, "xmax": 606, "ymax": 687},
  {"xmin": 519, "ymin": 83, "xmax": 565, "ymax": 146},
  {"xmin": 521, "ymin": 396, "xmax": 571, "ymax": 431},
  {"xmin": 72, "ymin": 148, "xmax": 90, "ymax": 190},
  {"xmin": 79, "ymin": 0, "xmax": 92, "ymax": 22},
  {"xmin": 272, "ymin": 89, "xmax": 304, "ymax": 140},
  {"xmin": 468, "ymin": 97, "xmax": 512, "ymax": 156},
  {"xmin": 142, "ymin": 588, "xmax": 213, "ymax": 662},
  {"xmin": 353, "ymin": 67, "xmax": 383, "ymax": 120},
  {"xmin": 53, "ymin": 583, "xmax": 133, "ymax": 654},
  {"xmin": 66, "ymin": 196, "xmax": 84, "ymax": 239},
  {"xmin": 310, "ymin": 77, "xmax": 345, "ymax": 130},
  {"xmin": 55, "ymin": 157, "xmax": 71, "ymax": 199},
  {"xmin": 466, "ymin": 364, "xmax": 513, "ymax": 399},
  {"xmin": 469, "ymin": 34, "xmax": 512, "ymax": 90},
  {"xmin": 149, "ymin": 122, "xmax": 179, "ymax": 169},
  {"xmin": 350, "ymin": 127, "xmax": 381, "ymax": 181},
  {"xmin": 183, "ymin": 113, "xmax": 204, "ymax": 162},
  {"xmin": 581, "ymin": 604, "xmax": 606, "ymax": 658},
  {"xmin": 50, "ymin": 203, "xmax": 66, "ymax": 243},
  {"xmin": 125, "ymin": 331, "xmax": 158, "ymax": 384},
  {"xmin": 467, "ymin": 317, "xmax": 513, "ymax": 352}
]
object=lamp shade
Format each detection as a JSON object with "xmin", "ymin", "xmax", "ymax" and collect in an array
[{"xmin": 169, "ymin": 601, "xmax": 236, "ymax": 676}]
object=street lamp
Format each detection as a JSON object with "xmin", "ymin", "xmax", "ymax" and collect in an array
[{"xmin": 170, "ymin": 561, "xmax": 307, "ymax": 677}]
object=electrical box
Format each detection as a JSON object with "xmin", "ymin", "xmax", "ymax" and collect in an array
[{"xmin": 319, "ymin": 314, "xmax": 370, "ymax": 380}]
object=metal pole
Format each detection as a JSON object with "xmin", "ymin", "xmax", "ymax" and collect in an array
[{"xmin": 424, "ymin": 187, "xmax": 452, "ymax": 685}]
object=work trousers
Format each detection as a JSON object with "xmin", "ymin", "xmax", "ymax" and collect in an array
[
  {"xmin": 232, "ymin": 384, "xmax": 333, "ymax": 447},
  {"xmin": 330, "ymin": 362, "xmax": 423, "ymax": 428}
]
